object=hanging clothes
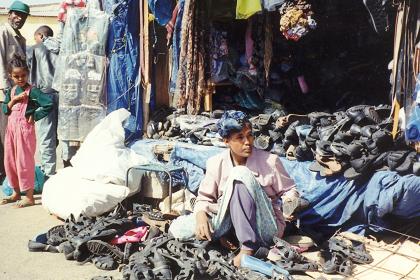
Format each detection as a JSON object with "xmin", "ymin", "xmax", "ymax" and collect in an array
[
  {"xmin": 174, "ymin": 0, "xmax": 210, "ymax": 114},
  {"xmin": 236, "ymin": 0, "xmax": 262, "ymax": 20},
  {"xmin": 52, "ymin": 6, "xmax": 109, "ymax": 142},
  {"xmin": 103, "ymin": 0, "xmax": 143, "ymax": 141},
  {"xmin": 169, "ymin": 0, "xmax": 185, "ymax": 95},
  {"xmin": 147, "ymin": 0, "xmax": 173, "ymax": 26}
]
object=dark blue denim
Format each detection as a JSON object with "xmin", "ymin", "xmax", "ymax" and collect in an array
[
  {"xmin": 104, "ymin": 0, "xmax": 143, "ymax": 140},
  {"xmin": 169, "ymin": 0, "xmax": 184, "ymax": 94},
  {"xmin": 148, "ymin": 0, "xmax": 173, "ymax": 26}
]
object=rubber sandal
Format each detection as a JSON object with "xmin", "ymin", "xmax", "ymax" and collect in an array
[
  {"xmin": 328, "ymin": 237, "xmax": 373, "ymax": 264},
  {"xmin": 47, "ymin": 225, "xmax": 66, "ymax": 246},
  {"xmin": 347, "ymin": 141, "xmax": 365, "ymax": 159},
  {"xmin": 388, "ymin": 150, "xmax": 411, "ymax": 171},
  {"xmin": 333, "ymin": 130, "xmax": 354, "ymax": 144},
  {"xmin": 15, "ymin": 198, "xmax": 34, "ymax": 208},
  {"xmin": 344, "ymin": 154, "xmax": 378, "ymax": 180},
  {"xmin": 295, "ymin": 145, "xmax": 313, "ymax": 161},
  {"xmin": 309, "ymin": 160, "xmax": 324, "ymax": 173},
  {"xmin": 254, "ymin": 135, "xmax": 272, "ymax": 151},
  {"xmin": 271, "ymin": 143, "xmax": 286, "ymax": 157},
  {"xmin": 0, "ymin": 196, "xmax": 19, "ymax": 205},
  {"xmin": 59, "ymin": 241, "xmax": 75, "ymax": 260},
  {"xmin": 360, "ymin": 125, "xmax": 377, "ymax": 138},
  {"xmin": 395, "ymin": 151, "xmax": 416, "ymax": 175},
  {"xmin": 308, "ymin": 112, "xmax": 333, "ymax": 127},
  {"xmin": 151, "ymin": 248, "xmax": 172, "ymax": 280},
  {"xmin": 145, "ymin": 211, "xmax": 166, "ymax": 221},
  {"xmin": 316, "ymin": 154, "xmax": 342, "ymax": 173},
  {"xmin": 92, "ymin": 255, "xmax": 118, "ymax": 270},
  {"xmin": 27, "ymin": 240, "xmax": 59, "ymax": 253},
  {"xmin": 330, "ymin": 142, "xmax": 350, "ymax": 158},
  {"xmin": 86, "ymin": 240, "xmax": 124, "ymax": 262},
  {"xmin": 268, "ymin": 129, "xmax": 283, "ymax": 143},
  {"xmin": 286, "ymin": 145, "xmax": 297, "ymax": 161},
  {"xmin": 282, "ymin": 197, "xmax": 310, "ymax": 217},
  {"xmin": 91, "ymin": 276, "xmax": 114, "ymax": 280},
  {"xmin": 272, "ymin": 237, "xmax": 300, "ymax": 261},
  {"xmin": 274, "ymin": 259, "xmax": 318, "ymax": 272},
  {"xmin": 283, "ymin": 121, "xmax": 300, "ymax": 142},
  {"xmin": 315, "ymin": 140, "xmax": 334, "ymax": 157}
]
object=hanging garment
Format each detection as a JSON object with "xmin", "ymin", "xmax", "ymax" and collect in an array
[
  {"xmin": 148, "ymin": 0, "xmax": 173, "ymax": 26},
  {"xmin": 169, "ymin": 0, "xmax": 185, "ymax": 95},
  {"xmin": 104, "ymin": 0, "xmax": 143, "ymax": 140},
  {"xmin": 174, "ymin": 0, "xmax": 210, "ymax": 114},
  {"xmin": 236, "ymin": 0, "xmax": 262, "ymax": 20}
]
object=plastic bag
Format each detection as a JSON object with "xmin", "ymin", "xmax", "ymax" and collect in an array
[{"xmin": 2, "ymin": 166, "xmax": 45, "ymax": 196}]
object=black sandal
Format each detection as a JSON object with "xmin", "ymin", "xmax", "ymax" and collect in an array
[
  {"xmin": 86, "ymin": 240, "xmax": 124, "ymax": 263},
  {"xmin": 92, "ymin": 255, "xmax": 118, "ymax": 270}
]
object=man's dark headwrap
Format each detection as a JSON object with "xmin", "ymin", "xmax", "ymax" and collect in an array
[{"xmin": 217, "ymin": 110, "xmax": 250, "ymax": 138}]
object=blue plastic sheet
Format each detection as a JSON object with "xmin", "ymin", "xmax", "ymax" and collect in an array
[{"xmin": 130, "ymin": 140, "xmax": 420, "ymax": 234}]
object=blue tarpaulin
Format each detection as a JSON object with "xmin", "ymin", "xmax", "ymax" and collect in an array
[{"xmin": 131, "ymin": 140, "xmax": 420, "ymax": 235}]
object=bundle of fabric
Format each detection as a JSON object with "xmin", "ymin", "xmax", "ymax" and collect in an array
[{"xmin": 279, "ymin": 0, "xmax": 316, "ymax": 41}]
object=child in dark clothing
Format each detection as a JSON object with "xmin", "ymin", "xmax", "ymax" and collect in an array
[{"xmin": 1, "ymin": 57, "xmax": 52, "ymax": 207}]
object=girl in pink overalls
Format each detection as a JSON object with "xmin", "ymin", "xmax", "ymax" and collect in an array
[{"xmin": 1, "ymin": 57, "xmax": 52, "ymax": 208}]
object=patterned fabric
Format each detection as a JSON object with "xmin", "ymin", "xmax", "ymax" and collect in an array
[
  {"xmin": 174, "ymin": 0, "xmax": 210, "ymax": 114},
  {"xmin": 169, "ymin": 166, "xmax": 278, "ymax": 247},
  {"xmin": 264, "ymin": 14, "xmax": 273, "ymax": 85},
  {"xmin": 216, "ymin": 110, "xmax": 249, "ymax": 138},
  {"xmin": 279, "ymin": 0, "xmax": 316, "ymax": 41},
  {"xmin": 251, "ymin": 15, "xmax": 266, "ymax": 98}
]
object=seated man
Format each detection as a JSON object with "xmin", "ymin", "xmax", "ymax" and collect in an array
[{"xmin": 170, "ymin": 110, "xmax": 299, "ymax": 267}]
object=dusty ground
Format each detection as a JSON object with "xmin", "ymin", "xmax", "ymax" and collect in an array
[{"xmin": 0, "ymin": 198, "xmax": 122, "ymax": 280}]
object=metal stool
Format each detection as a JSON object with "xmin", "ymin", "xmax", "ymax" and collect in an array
[{"xmin": 126, "ymin": 163, "xmax": 187, "ymax": 212}]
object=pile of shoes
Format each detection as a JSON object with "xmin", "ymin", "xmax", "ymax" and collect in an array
[
  {"xmin": 322, "ymin": 236, "xmax": 373, "ymax": 277},
  {"xmin": 275, "ymin": 104, "xmax": 418, "ymax": 180},
  {"xmin": 250, "ymin": 112, "xmax": 287, "ymax": 154},
  {"xmin": 145, "ymin": 107, "xmax": 224, "ymax": 146},
  {"xmin": 122, "ymin": 234, "xmax": 248, "ymax": 280}
]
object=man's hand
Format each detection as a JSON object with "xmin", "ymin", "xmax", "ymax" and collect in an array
[{"xmin": 195, "ymin": 211, "xmax": 213, "ymax": 241}]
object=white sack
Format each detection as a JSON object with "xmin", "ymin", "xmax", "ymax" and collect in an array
[
  {"xmin": 42, "ymin": 167, "xmax": 130, "ymax": 219},
  {"xmin": 70, "ymin": 108, "xmax": 148, "ymax": 187}
]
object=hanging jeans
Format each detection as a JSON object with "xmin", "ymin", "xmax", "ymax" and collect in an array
[
  {"xmin": 148, "ymin": 0, "xmax": 173, "ymax": 26},
  {"xmin": 36, "ymin": 91, "xmax": 58, "ymax": 176},
  {"xmin": 169, "ymin": 0, "xmax": 185, "ymax": 95},
  {"xmin": 104, "ymin": 0, "xmax": 143, "ymax": 140}
]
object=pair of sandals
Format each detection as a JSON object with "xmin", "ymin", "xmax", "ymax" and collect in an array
[
  {"xmin": 0, "ymin": 196, "xmax": 34, "ymax": 208},
  {"xmin": 269, "ymin": 237, "xmax": 319, "ymax": 273}
]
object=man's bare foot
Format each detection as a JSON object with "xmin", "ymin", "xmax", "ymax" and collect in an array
[{"xmin": 233, "ymin": 249, "xmax": 253, "ymax": 267}]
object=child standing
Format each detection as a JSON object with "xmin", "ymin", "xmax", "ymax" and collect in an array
[{"xmin": 1, "ymin": 57, "xmax": 52, "ymax": 208}]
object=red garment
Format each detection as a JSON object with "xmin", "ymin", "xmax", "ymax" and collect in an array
[
  {"xmin": 4, "ymin": 86, "xmax": 36, "ymax": 192},
  {"xmin": 57, "ymin": 0, "xmax": 86, "ymax": 23},
  {"xmin": 110, "ymin": 226, "xmax": 149, "ymax": 245}
]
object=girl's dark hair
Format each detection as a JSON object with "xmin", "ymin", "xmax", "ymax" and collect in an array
[{"xmin": 7, "ymin": 56, "xmax": 29, "ymax": 73}]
